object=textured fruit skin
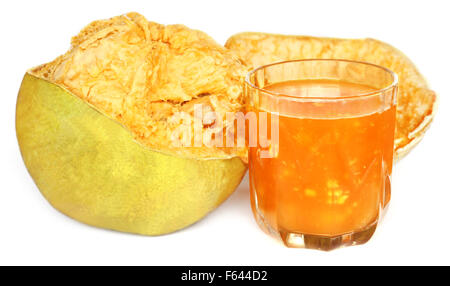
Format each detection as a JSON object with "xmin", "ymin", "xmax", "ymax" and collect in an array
[{"xmin": 16, "ymin": 74, "xmax": 247, "ymax": 235}]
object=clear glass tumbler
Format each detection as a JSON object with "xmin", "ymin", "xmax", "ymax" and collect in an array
[{"xmin": 246, "ymin": 59, "xmax": 397, "ymax": 250}]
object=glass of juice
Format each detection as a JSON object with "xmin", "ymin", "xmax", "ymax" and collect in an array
[{"xmin": 245, "ymin": 59, "xmax": 397, "ymax": 250}]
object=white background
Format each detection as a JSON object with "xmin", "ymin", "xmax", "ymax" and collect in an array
[{"xmin": 1, "ymin": 0, "xmax": 449, "ymax": 266}]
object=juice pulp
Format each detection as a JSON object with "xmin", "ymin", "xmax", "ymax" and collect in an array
[{"xmin": 249, "ymin": 79, "xmax": 396, "ymax": 236}]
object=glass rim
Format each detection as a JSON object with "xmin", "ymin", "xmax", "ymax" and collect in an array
[{"xmin": 245, "ymin": 59, "xmax": 398, "ymax": 101}]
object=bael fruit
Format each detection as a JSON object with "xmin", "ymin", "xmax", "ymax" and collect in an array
[
  {"xmin": 16, "ymin": 13, "xmax": 247, "ymax": 235},
  {"xmin": 225, "ymin": 32, "xmax": 437, "ymax": 160}
]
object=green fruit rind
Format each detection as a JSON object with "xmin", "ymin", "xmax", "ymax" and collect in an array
[{"xmin": 16, "ymin": 73, "xmax": 247, "ymax": 235}]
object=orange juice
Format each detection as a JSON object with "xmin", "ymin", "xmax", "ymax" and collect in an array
[{"xmin": 249, "ymin": 79, "xmax": 396, "ymax": 239}]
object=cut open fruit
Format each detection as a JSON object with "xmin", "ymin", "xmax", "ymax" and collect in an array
[
  {"xmin": 16, "ymin": 13, "xmax": 248, "ymax": 235},
  {"xmin": 225, "ymin": 32, "xmax": 437, "ymax": 160}
]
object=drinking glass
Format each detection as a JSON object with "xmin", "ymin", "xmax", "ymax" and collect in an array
[{"xmin": 245, "ymin": 59, "xmax": 397, "ymax": 250}]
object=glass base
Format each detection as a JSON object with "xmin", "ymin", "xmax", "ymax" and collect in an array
[{"xmin": 254, "ymin": 209, "xmax": 378, "ymax": 251}]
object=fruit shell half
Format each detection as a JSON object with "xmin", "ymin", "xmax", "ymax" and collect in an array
[{"xmin": 16, "ymin": 73, "xmax": 247, "ymax": 235}]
